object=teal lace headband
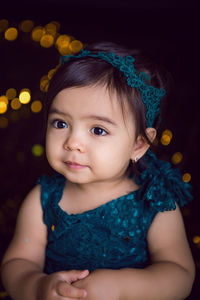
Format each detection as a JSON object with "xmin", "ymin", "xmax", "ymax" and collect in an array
[{"xmin": 61, "ymin": 49, "xmax": 166, "ymax": 127}]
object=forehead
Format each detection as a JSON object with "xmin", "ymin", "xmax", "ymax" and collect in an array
[{"xmin": 51, "ymin": 84, "xmax": 133, "ymax": 122}]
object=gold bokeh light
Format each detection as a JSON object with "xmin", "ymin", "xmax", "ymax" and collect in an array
[
  {"xmin": 58, "ymin": 45, "xmax": 72, "ymax": 56},
  {"xmin": 182, "ymin": 173, "xmax": 191, "ymax": 183},
  {"xmin": 31, "ymin": 100, "xmax": 43, "ymax": 113},
  {"xmin": 51, "ymin": 21, "xmax": 60, "ymax": 32},
  {"xmin": 0, "ymin": 96, "xmax": 8, "ymax": 105},
  {"xmin": 171, "ymin": 152, "xmax": 183, "ymax": 164},
  {"xmin": 19, "ymin": 89, "xmax": 31, "ymax": 104},
  {"xmin": 160, "ymin": 129, "xmax": 173, "ymax": 146},
  {"xmin": 56, "ymin": 34, "xmax": 71, "ymax": 48},
  {"xmin": 0, "ymin": 19, "xmax": 9, "ymax": 33},
  {"xmin": 193, "ymin": 236, "xmax": 200, "ymax": 244},
  {"xmin": 163, "ymin": 129, "xmax": 173, "ymax": 139},
  {"xmin": 6, "ymin": 88, "xmax": 17, "ymax": 100},
  {"xmin": 69, "ymin": 40, "xmax": 83, "ymax": 53},
  {"xmin": 11, "ymin": 98, "xmax": 21, "ymax": 110},
  {"xmin": 19, "ymin": 20, "xmax": 34, "ymax": 33},
  {"xmin": 31, "ymin": 26, "xmax": 45, "ymax": 42},
  {"xmin": 40, "ymin": 34, "xmax": 54, "ymax": 48},
  {"xmin": 0, "ymin": 101, "xmax": 7, "ymax": 114},
  {"xmin": 40, "ymin": 75, "xmax": 49, "ymax": 92},
  {"xmin": 5, "ymin": 27, "xmax": 18, "ymax": 41},
  {"xmin": 45, "ymin": 22, "xmax": 57, "ymax": 36},
  {"xmin": 161, "ymin": 134, "xmax": 171, "ymax": 146},
  {"xmin": 48, "ymin": 68, "xmax": 56, "ymax": 80},
  {"xmin": 56, "ymin": 34, "xmax": 71, "ymax": 55}
]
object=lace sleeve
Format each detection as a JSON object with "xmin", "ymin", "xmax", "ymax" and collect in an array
[
  {"xmin": 37, "ymin": 174, "xmax": 53, "ymax": 211},
  {"xmin": 137, "ymin": 150, "xmax": 193, "ymax": 213}
]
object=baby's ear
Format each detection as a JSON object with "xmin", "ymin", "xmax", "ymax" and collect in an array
[
  {"xmin": 146, "ymin": 127, "xmax": 157, "ymax": 143},
  {"xmin": 131, "ymin": 128, "xmax": 157, "ymax": 162}
]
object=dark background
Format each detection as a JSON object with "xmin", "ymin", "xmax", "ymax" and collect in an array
[{"xmin": 0, "ymin": 0, "xmax": 200, "ymax": 298}]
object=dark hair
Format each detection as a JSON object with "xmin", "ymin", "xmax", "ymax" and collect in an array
[{"xmin": 46, "ymin": 41, "xmax": 170, "ymax": 176}]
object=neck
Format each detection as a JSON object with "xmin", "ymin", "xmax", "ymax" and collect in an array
[{"xmin": 65, "ymin": 176, "xmax": 139, "ymax": 202}]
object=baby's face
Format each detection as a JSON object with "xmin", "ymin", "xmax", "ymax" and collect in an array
[{"xmin": 46, "ymin": 84, "xmax": 137, "ymax": 185}]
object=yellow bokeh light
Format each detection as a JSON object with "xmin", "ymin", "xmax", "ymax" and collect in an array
[
  {"xmin": 56, "ymin": 34, "xmax": 71, "ymax": 48},
  {"xmin": 19, "ymin": 20, "xmax": 34, "ymax": 33},
  {"xmin": 161, "ymin": 134, "xmax": 171, "ymax": 146},
  {"xmin": 6, "ymin": 88, "xmax": 17, "ymax": 100},
  {"xmin": 171, "ymin": 152, "xmax": 183, "ymax": 164},
  {"xmin": 0, "ymin": 101, "xmax": 7, "ymax": 114},
  {"xmin": 31, "ymin": 100, "xmax": 43, "ymax": 113},
  {"xmin": 51, "ymin": 21, "xmax": 60, "ymax": 32},
  {"xmin": 193, "ymin": 236, "xmax": 200, "ymax": 244},
  {"xmin": 31, "ymin": 26, "xmax": 45, "ymax": 42},
  {"xmin": 32, "ymin": 144, "xmax": 44, "ymax": 157},
  {"xmin": 19, "ymin": 89, "xmax": 31, "ymax": 104},
  {"xmin": 5, "ymin": 27, "xmax": 18, "ymax": 41},
  {"xmin": 56, "ymin": 34, "xmax": 73, "ymax": 55},
  {"xmin": 0, "ymin": 19, "xmax": 9, "ymax": 33},
  {"xmin": 69, "ymin": 40, "xmax": 83, "ymax": 53},
  {"xmin": 182, "ymin": 173, "xmax": 191, "ymax": 183},
  {"xmin": 11, "ymin": 98, "xmax": 21, "ymax": 110},
  {"xmin": 0, "ymin": 95, "xmax": 8, "ymax": 105},
  {"xmin": 48, "ymin": 68, "xmax": 56, "ymax": 80},
  {"xmin": 58, "ymin": 45, "xmax": 72, "ymax": 56},
  {"xmin": 40, "ymin": 34, "xmax": 54, "ymax": 48},
  {"xmin": 0, "ymin": 116, "xmax": 8, "ymax": 128},
  {"xmin": 162, "ymin": 129, "xmax": 173, "ymax": 139},
  {"xmin": 160, "ymin": 129, "xmax": 173, "ymax": 146},
  {"xmin": 45, "ymin": 22, "xmax": 57, "ymax": 36},
  {"xmin": 40, "ymin": 75, "xmax": 49, "ymax": 92}
]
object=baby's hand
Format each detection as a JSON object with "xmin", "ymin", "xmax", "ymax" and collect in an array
[
  {"xmin": 37, "ymin": 269, "xmax": 89, "ymax": 299},
  {"xmin": 72, "ymin": 269, "xmax": 120, "ymax": 300}
]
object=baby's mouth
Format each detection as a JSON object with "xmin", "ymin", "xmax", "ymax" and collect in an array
[{"xmin": 65, "ymin": 161, "xmax": 87, "ymax": 170}]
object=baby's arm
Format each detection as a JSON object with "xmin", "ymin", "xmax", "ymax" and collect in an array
[
  {"xmin": 0, "ymin": 185, "xmax": 89, "ymax": 300},
  {"xmin": 118, "ymin": 203, "xmax": 195, "ymax": 300},
  {"xmin": 73, "ymin": 204, "xmax": 195, "ymax": 300}
]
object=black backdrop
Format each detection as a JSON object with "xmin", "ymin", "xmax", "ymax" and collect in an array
[{"xmin": 0, "ymin": 0, "xmax": 200, "ymax": 298}]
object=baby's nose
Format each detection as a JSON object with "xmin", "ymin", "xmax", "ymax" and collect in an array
[{"xmin": 63, "ymin": 133, "xmax": 85, "ymax": 152}]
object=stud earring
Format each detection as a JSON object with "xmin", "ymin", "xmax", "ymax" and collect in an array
[{"xmin": 134, "ymin": 156, "xmax": 139, "ymax": 162}]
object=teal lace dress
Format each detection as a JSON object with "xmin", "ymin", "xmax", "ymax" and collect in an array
[{"xmin": 37, "ymin": 151, "xmax": 192, "ymax": 274}]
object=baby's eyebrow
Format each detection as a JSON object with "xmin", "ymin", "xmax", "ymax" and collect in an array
[
  {"xmin": 84, "ymin": 115, "xmax": 118, "ymax": 127},
  {"xmin": 49, "ymin": 108, "xmax": 117, "ymax": 127},
  {"xmin": 49, "ymin": 108, "xmax": 67, "ymax": 116}
]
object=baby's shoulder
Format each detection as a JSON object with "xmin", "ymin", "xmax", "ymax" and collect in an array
[{"xmin": 16, "ymin": 184, "xmax": 44, "ymax": 228}]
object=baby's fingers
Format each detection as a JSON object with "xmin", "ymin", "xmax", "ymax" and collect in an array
[
  {"xmin": 66, "ymin": 269, "xmax": 89, "ymax": 283},
  {"xmin": 57, "ymin": 281, "xmax": 87, "ymax": 298}
]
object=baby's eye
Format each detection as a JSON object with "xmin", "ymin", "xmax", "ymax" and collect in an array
[
  {"xmin": 91, "ymin": 127, "xmax": 108, "ymax": 136},
  {"xmin": 52, "ymin": 120, "xmax": 68, "ymax": 129}
]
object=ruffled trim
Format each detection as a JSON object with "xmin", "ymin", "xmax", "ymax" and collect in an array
[
  {"xmin": 136, "ymin": 150, "xmax": 193, "ymax": 212},
  {"xmin": 37, "ymin": 173, "xmax": 65, "ymax": 211}
]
